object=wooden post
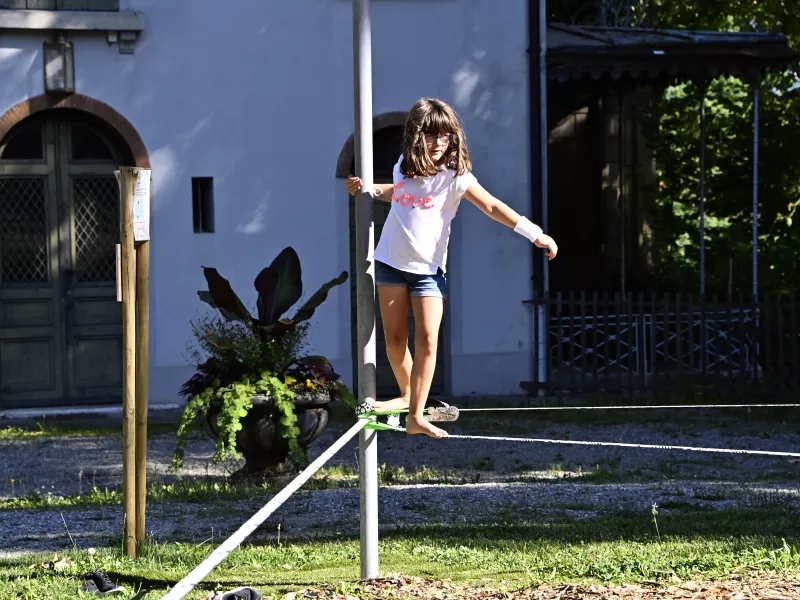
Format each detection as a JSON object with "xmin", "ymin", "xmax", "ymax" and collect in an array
[
  {"xmin": 135, "ymin": 239, "xmax": 150, "ymax": 546},
  {"xmin": 118, "ymin": 166, "xmax": 138, "ymax": 558}
]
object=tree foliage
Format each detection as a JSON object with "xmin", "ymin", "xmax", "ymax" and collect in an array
[{"xmin": 644, "ymin": 0, "xmax": 800, "ymax": 294}]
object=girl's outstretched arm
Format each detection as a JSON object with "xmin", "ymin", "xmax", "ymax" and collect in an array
[
  {"xmin": 346, "ymin": 176, "xmax": 393, "ymax": 202},
  {"xmin": 464, "ymin": 181, "xmax": 558, "ymax": 259}
]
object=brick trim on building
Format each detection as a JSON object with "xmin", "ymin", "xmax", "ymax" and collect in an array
[{"xmin": 0, "ymin": 93, "xmax": 150, "ymax": 168}]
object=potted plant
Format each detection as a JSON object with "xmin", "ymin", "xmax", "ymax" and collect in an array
[{"xmin": 172, "ymin": 246, "xmax": 356, "ymax": 480}]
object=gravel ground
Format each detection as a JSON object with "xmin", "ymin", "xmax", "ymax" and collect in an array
[
  {"xmin": 2, "ymin": 410, "xmax": 798, "ymax": 499},
  {"xmin": 1, "ymin": 407, "xmax": 799, "ymax": 557},
  {"xmin": 3, "ymin": 480, "xmax": 800, "ymax": 557}
]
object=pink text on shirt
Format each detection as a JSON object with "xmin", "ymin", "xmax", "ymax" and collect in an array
[{"xmin": 392, "ymin": 181, "xmax": 434, "ymax": 209}]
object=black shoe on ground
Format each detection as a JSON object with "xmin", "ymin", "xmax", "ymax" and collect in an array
[
  {"xmin": 219, "ymin": 587, "xmax": 263, "ymax": 600},
  {"xmin": 81, "ymin": 569, "xmax": 126, "ymax": 596}
]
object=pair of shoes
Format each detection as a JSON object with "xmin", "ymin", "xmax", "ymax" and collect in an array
[
  {"xmin": 206, "ymin": 587, "xmax": 263, "ymax": 600},
  {"xmin": 81, "ymin": 570, "xmax": 125, "ymax": 596}
]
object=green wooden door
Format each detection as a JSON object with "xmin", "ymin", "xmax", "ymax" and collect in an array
[{"xmin": 0, "ymin": 116, "xmax": 123, "ymax": 408}]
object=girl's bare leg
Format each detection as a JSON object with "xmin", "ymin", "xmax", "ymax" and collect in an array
[
  {"xmin": 374, "ymin": 285, "xmax": 413, "ymax": 412},
  {"xmin": 405, "ymin": 295, "xmax": 447, "ymax": 438}
]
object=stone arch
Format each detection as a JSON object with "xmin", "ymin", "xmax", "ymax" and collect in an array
[
  {"xmin": 335, "ymin": 111, "xmax": 407, "ymax": 178},
  {"xmin": 0, "ymin": 93, "xmax": 150, "ymax": 168}
]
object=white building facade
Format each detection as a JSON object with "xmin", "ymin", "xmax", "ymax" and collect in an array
[{"xmin": 0, "ymin": 0, "xmax": 535, "ymax": 409}]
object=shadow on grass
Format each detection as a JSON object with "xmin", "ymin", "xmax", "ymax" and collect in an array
[
  {"xmin": 320, "ymin": 505, "xmax": 800, "ymax": 546},
  {"xmin": 68, "ymin": 505, "xmax": 800, "ymax": 551}
]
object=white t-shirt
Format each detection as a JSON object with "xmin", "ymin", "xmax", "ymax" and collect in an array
[{"xmin": 374, "ymin": 155, "xmax": 477, "ymax": 275}]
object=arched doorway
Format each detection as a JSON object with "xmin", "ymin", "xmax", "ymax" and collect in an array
[
  {"xmin": 0, "ymin": 110, "xmax": 132, "ymax": 408},
  {"xmin": 344, "ymin": 125, "xmax": 447, "ymax": 398}
]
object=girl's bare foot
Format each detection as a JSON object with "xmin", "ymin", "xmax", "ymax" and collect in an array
[
  {"xmin": 406, "ymin": 415, "xmax": 448, "ymax": 438},
  {"xmin": 374, "ymin": 397, "xmax": 410, "ymax": 412}
]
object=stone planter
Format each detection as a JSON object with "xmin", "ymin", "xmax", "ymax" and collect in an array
[{"xmin": 201, "ymin": 391, "xmax": 332, "ymax": 480}]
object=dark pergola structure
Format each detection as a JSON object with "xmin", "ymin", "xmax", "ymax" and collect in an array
[
  {"xmin": 538, "ymin": 22, "xmax": 799, "ymax": 297},
  {"xmin": 527, "ymin": 14, "xmax": 799, "ymax": 387}
]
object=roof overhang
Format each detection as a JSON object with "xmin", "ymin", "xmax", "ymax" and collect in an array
[{"xmin": 547, "ymin": 23, "xmax": 799, "ymax": 83}]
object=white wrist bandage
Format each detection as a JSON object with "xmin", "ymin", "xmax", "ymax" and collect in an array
[{"xmin": 514, "ymin": 216, "xmax": 543, "ymax": 243}]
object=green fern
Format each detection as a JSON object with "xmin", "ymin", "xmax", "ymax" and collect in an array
[{"xmin": 171, "ymin": 370, "xmax": 306, "ymax": 472}]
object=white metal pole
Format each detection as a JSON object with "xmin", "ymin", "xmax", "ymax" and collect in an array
[
  {"xmin": 539, "ymin": 0, "xmax": 549, "ymax": 296},
  {"xmin": 353, "ymin": 0, "xmax": 379, "ymax": 581},
  {"xmin": 537, "ymin": 0, "xmax": 549, "ymax": 388},
  {"xmin": 752, "ymin": 76, "xmax": 760, "ymax": 298},
  {"xmin": 751, "ymin": 75, "xmax": 761, "ymax": 383},
  {"xmin": 699, "ymin": 82, "xmax": 707, "ymax": 297}
]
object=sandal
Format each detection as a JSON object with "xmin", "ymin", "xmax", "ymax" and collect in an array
[{"xmin": 425, "ymin": 398, "xmax": 459, "ymax": 422}]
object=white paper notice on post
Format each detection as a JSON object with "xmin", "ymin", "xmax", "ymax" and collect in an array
[{"xmin": 133, "ymin": 169, "xmax": 151, "ymax": 241}]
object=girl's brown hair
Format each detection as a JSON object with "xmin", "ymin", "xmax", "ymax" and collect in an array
[{"xmin": 400, "ymin": 98, "xmax": 472, "ymax": 178}]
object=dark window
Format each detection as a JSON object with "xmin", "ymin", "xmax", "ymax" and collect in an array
[
  {"xmin": 192, "ymin": 177, "xmax": 215, "ymax": 233},
  {"xmin": 0, "ymin": 122, "xmax": 44, "ymax": 160},
  {"xmin": 71, "ymin": 122, "xmax": 115, "ymax": 161}
]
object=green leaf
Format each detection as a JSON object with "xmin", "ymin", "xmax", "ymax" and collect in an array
[
  {"xmin": 254, "ymin": 247, "xmax": 303, "ymax": 326},
  {"xmin": 253, "ymin": 268, "xmax": 278, "ymax": 324},
  {"xmin": 198, "ymin": 291, "xmax": 246, "ymax": 322},
  {"xmin": 201, "ymin": 267, "xmax": 251, "ymax": 322},
  {"xmin": 291, "ymin": 271, "xmax": 349, "ymax": 324},
  {"xmin": 204, "ymin": 332, "xmax": 234, "ymax": 350},
  {"xmin": 294, "ymin": 355, "xmax": 331, "ymax": 367}
]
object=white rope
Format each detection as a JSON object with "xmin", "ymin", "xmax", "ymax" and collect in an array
[
  {"xmin": 459, "ymin": 403, "xmax": 800, "ymax": 412},
  {"xmin": 161, "ymin": 419, "xmax": 369, "ymax": 600},
  {"xmin": 446, "ymin": 434, "xmax": 800, "ymax": 458}
]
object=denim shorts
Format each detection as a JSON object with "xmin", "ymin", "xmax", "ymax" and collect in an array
[{"xmin": 375, "ymin": 260, "xmax": 447, "ymax": 299}]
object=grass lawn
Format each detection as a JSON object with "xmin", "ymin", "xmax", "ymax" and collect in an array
[
  {"xmin": 3, "ymin": 400, "xmax": 799, "ymax": 598},
  {"xmin": 2, "ymin": 506, "xmax": 799, "ymax": 599}
]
